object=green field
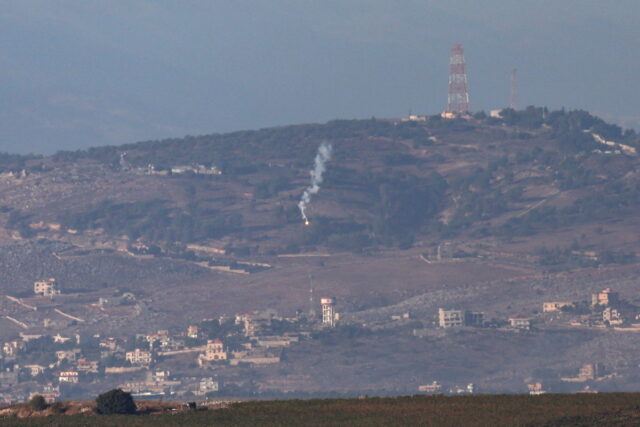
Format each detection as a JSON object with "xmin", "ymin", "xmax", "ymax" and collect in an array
[{"xmin": 4, "ymin": 393, "xmax": 640, "ymax": 426}]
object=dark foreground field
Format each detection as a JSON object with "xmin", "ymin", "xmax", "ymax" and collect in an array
[{"xmin": 4, "ymin": 394, "xmax": 640, "ymax": 426}]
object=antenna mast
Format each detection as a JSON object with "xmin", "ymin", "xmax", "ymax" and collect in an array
[{"xmin": 447, "ymin": 44, "xmax": 470, "ymax": 114}]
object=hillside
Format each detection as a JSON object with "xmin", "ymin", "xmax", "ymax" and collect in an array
[
  {"xmin": 2, "ymin": 108, "xmax": 640, "ymax": 398},
  {"xmin": 3, "ymin": 108, "xmax": 640, "ymax": 257}
]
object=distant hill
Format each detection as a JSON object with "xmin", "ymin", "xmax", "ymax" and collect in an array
[
  {"xmin": 2, "ymin": 107, "xmax": 640, "ymax": 263},
  {"xmin": 2, "ymin": 109, "xmax": 640, "ymax": 395}
]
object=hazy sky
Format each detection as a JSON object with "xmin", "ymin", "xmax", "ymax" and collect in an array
[{"xmin": 0, "ymin": 0, "xmax": 638, "ymax": 153}]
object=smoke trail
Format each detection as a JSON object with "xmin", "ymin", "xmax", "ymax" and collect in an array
[{"xmin": 298, "ymin": 142, "xmax": 333, "ymax": 224}]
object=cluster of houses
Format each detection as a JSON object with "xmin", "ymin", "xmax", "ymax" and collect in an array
[
  {"xmin": 435, "ymin": 308, "xmax": 533, "ymax": 331},
  {"xmin": 0, "ymin": 280, "xmax": 339, "ymax": 404},
  {"xmin": 417, "ymin": 287, "xmax": 638, "ymax": 395},
  {"xmin": 433, "ymin": 287, "xmax": 638, "ymax": 332}
]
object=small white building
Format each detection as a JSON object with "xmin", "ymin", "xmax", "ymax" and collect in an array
[
  {"xmin": 58, "ymin": 371, "xmax": 79, "ymax": 383},
  {"xmin": 125, "ymin": 349, "xmax": 153, "ymax": 366},
  {"xmin": 508, "ymin": 315, "xmax": 533, "ymax": 330}
]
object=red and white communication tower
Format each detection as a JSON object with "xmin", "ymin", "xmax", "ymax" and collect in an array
[{"xmin": 447, "ymin": 44, "xmax": 470, "ymax": 114}]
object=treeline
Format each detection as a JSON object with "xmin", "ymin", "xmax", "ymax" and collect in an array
[
  {"xmin": 489, "ymin": 107, "xmax": 638, "ymax": 152},
  {"xmin": 50, "ymin": 119, "xmax": 428, "ymax": 173}
]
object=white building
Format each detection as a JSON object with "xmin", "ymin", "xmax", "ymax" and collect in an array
[
  {"xmin": 126, "ymin": 349, "xmax": 153, "ymax": 366},
  {"xmin": 34, "ymin": 278, "xmax": 60, "ymax": 296},
  {"xmin": 438, "ymin": 308, "xmax": 465, "ymax": 328},
  {"xmin": 321, "ymin": 297, "xmax": 336, "ymax": 327},
  {"xmin": 58, "ymin": 371, "xmax": 79, "ymax": 384}
]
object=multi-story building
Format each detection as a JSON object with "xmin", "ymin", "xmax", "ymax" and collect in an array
[
  {"xmin": 438, "ymin": 309, "xmax": 465, "ymax": 328},
  {"xmin": 592, "ymin": 288, "xmax": 619, "ymax": 307},
  {"xmin": 24, "ymin": 364, "xmax": 46, "ymax": 377},
  {"xmin": 321, "ymin": 297, "xmax": 337, "ymax": 328},
  {"xmin": 58, "ymin": 371, "xmax": 79, "ymax": 383},
  {"xmin": 126, "ymin": 349, "xmax": 153, "ymax": 366},
  {"xmin": 76, "ymin": 359, "xmax": 100, "ymax": 374},
  {"xmin": 187, "ymin": 325, "xmax": 200, "ymax": 339},
  {"xmin": 438, "ymin": 309, "xmax": 484, "ymax": 328},
  {"xmin": 34, "ymin": 278, "xmax": 61, "ymax": 296},
  {"xmin": 55, "ymin": 349, "xmax": 81, "ymax": 363},
  {"xmin": 603, "ymin": 307, "xmax": 624, "ymax": 325},
  {"xmin": 199, "ymin": 339, "xmax": 227, "ymax": 364},
  {"xmin": 3, "ymin": 340, "xmax": 25, "ymax": 357}
]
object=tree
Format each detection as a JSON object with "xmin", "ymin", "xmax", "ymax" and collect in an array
[
  {"xmin": 29, "ymin": 394, "xmax": 48, "ymax": 411},
  {"xmin": 96, "ymin": 388, "xmax": 136, "ymax": 415}
]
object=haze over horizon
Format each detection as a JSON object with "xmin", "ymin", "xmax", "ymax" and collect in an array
[{"xmin": 1, "ymin": 0, "xmax": 638, "ymax": 154}]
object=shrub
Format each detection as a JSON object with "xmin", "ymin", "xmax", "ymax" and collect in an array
[
  {"xmin": 96, "ymin": 388, "xmax": 136, "ymax": 415},
  {"xmin": 29, "ymin": 394, "xmax": 48, "ymax": 411},
  {"xmin": 50, "ymin": 401, "xmax": 65, "ymax": 414}
]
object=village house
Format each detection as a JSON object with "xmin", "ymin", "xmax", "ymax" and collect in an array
[
  {"xmin": 52, "ymin": 334, "xmax": 73, "ymax": 344},
  {"xmin": 543, "ymin": 302, "xmax": 574, "ymax": 312},
  {"xmin": 126, "ymin": 348, "xmax": 153, "ymax": 366},
  {"xmin": 99, "ymin": 337, "xmax": 119, "ymax": 351},
  {"xmin": 198, "ymin": 339, "xmax": 228, "ymax": 366},
  {"xmin": 229, "ymin": 349, "xmax": 281, "ymax": 366},
  {"xmin": 34, "ymin": 278, "xmax": 61, "ymax": 296},
  {"xmin": 561, "ymin": 363, "xmax": 604, "ymax": 382},
  {"xmin": 58, "ymin": 371, "xmax": 79, "ymax": 384},
  {"xmin": 76, "ymin": 359, "xmax": 100, "ymax": 374},
  {"xmin": 197, "ymin": 377, "xmax": 219, "ymax": 395},
  {"xmin": 527, "ymin": 382, "xmax": 546, "ymax": 395},
  {"xmin": 3, "ymin": 340, "xmax": 25, "ymax": 357},
  {"xmin": 508, "ymin": 315, "xmax": 533, "ymax": 330},
  {"xmin": 19, "ymin": 333, "xmax": 43, "ymax": 342},
  {"xmin": 145, "ymin": 330, "xmax": 171, "ymax": 349},
  {"xmin": 592, "ymin": 288, "xmax": 619, "ymax": 307},
  {"xmin": 55, "ymin": 349, "xmax": 81, "ymax": 363},
  {"xmin": 24, "ymin": 364, "xmax": 47, "ymax": 377},
  {"xmin": 151, "ymin": 370, "xmax": 172, "ymax": 383},
  {"xmin": 187, "ymin": 325, "xmax": 200, "ymax": 339},
  {"xmin": 256, "ymin": 335, "xmax": 299, "ymax": 348},
  {"xmin": 418, "ymin": 381, "xmax": 442, "ymax": 393},
  {"xmin": 438, "ymin": 308, "xmax": 484, "ymax": 328},
  {"xmin": 603, "ymin": 307, "xmax": 624, "ymax": 326},
  {"xmin": 29, "ymin": 384, "xmax": 60, "ymax": 403},
  {"xmin": 235, "ymin": 310, "xmax": 278, "ymax": 337}
]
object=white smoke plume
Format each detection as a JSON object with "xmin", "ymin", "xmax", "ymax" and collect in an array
[{"xmin": 298, "ymin": 142, "xmax": 333, "ymax": 224}]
